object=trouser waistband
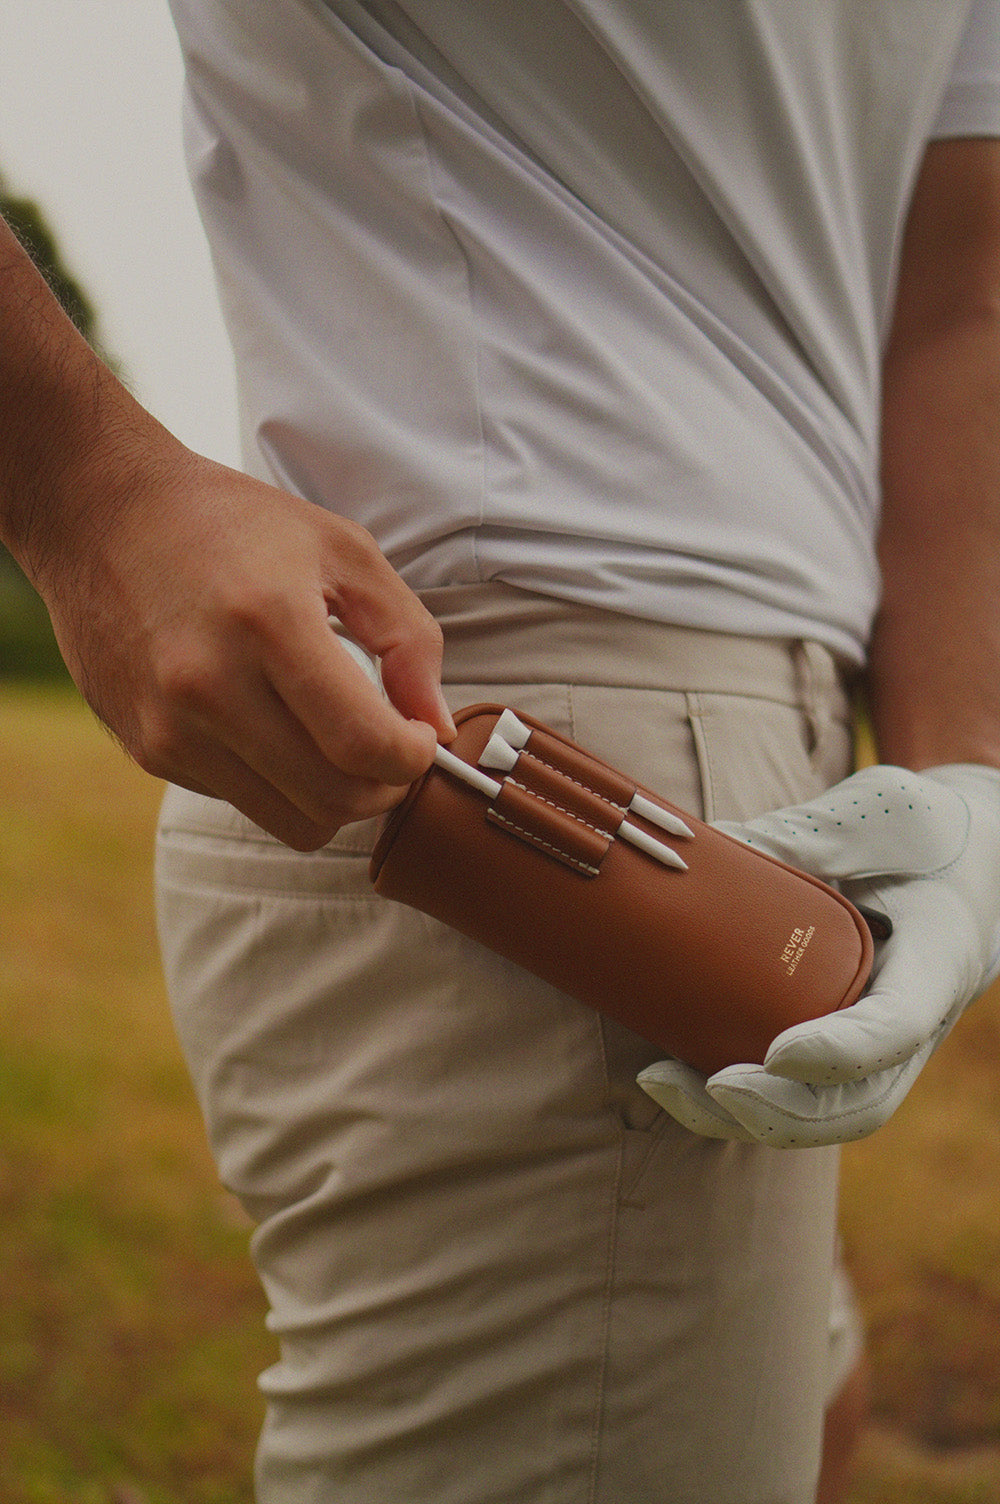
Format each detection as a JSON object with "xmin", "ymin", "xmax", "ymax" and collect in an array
[{"xmin": 420, "ymin": 583, "xmax": 852, "ymax": 718}]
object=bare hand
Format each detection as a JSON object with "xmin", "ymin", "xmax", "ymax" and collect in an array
[{"xmin": 36, "ymin": 441, "xmax": 454, "ymax": 849}]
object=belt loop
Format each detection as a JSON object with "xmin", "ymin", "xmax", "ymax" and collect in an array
[{"xmin": 793, "ymin": 640, "xmax": 822, "ymax": 755}]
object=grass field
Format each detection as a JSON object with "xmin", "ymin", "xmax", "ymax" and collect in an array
[{"xmin": 2, "ymin": 683, "xmax": 998, "ymax": 1503}]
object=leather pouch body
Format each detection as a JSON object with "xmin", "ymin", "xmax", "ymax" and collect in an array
[{"xmin": 370, "ymin": 705, "xmax": 874, "ymax": 1075}]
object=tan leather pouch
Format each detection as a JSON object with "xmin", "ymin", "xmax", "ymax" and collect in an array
[{"xmin": 370, "ymin": 704, "xmax": 874, "ymax": 1075}]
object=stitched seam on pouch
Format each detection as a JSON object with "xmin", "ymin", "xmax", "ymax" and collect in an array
[
  {"xmin": 488, "ymin": 811, "xmax": 601, "ymax": 875},
  {"xmin": 523, "ymin": 754, "xmax": 629, "ymax": 816},
  {"xmin": 509, "ymin": 777, "xmax": 616, "ymax": 838}
]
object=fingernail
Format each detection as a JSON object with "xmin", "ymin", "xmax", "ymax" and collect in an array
[{"xmin": 436, "ymin": 689, "xmax": 457, "ymax": 740}]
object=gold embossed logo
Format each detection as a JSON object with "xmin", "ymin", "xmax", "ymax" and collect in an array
[{"xmin": 780, "ymin": 925, "xmax": 815, "ymax": 977}]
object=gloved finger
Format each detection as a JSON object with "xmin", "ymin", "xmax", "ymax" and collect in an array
[
  {"xmin": 636, "ymin": 1060, "xmax": 756, "ymax": 1141},
  {"xmin": 762, "ymin": 968, "xmax": 959, "ymax": 1087},
  {"xmin": 763, "ymin": 894, "xmax": 969, "ymax": 1083},
  {"xmin": 762, "ymin": 987, "xmax": 927, "ymax": 1083},
  {"xmin": 707, "ymin": 1044, "xmax": 936, "ymax": 1148}
]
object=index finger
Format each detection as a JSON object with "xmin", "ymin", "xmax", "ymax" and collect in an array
[{"xmin": 265, "ymin": 604, "xmax": 440, "ymax": 787}]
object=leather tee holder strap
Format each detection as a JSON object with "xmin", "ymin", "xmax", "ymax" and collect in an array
[{"xmin": 370, "ymin": 704, "xmax": 874, "ymax": 1076}]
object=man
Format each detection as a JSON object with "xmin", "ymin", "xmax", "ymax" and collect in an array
[{"xmin": 2, "ymin": 3, "xmax": 998, "ymax": 1501}]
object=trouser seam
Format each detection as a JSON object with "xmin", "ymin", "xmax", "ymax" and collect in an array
[{"xmin": 587, "ymin": 1127, "xmax": 624, "ymax": 1504}]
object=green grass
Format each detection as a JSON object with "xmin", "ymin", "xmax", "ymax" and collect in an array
[
  {"xmin": 0, "ymin": 549, "xmax": 71, "ymax": 683},
  {"xmin": 1, "ymin": 683, "xmax": 998, "ymax": 1502},
  {"xmin": 1, "ymin": 684, "xmax": 272, "ymax": 1504}
]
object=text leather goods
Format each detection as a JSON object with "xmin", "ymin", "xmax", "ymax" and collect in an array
[{"xmin": 369, "ymin": 705, "xmax": 875, "ymax": 1076}]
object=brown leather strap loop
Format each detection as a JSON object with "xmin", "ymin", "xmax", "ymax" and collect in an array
[
  {"xmin": 512, "ymin": 749, "xmax": 627, "ymax": 833},
  {"xmin": 486, "ymin": 780, "xmax": 611, "ymax": 876},
  {"xmin": 522, "ymin": 728, "xmax": 638, "ymax": 808}
]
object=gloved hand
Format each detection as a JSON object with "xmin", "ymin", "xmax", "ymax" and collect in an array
[{"xmin": 637, "ymin": 763, "xmax": 1000, "ymax": 1147}]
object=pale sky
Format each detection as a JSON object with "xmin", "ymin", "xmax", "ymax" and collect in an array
[{"xmin": 1, "ymin": 0, "xmax": 240, "ymax": 465}]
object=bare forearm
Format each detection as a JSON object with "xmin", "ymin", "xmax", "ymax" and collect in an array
[
  {"xmin": 0, "ymin": 216, "xmax": 175, "ymax": 586},
  {"xmin": 870, "ymin": 308, "xmax": 1000, "ymax": 772}
]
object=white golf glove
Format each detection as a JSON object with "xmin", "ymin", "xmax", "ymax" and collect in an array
[{"xmin": 637, "ymin": 763, "xmax": 1000, "ymax": 1147}]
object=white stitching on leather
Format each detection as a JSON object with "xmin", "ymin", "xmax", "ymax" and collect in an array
[
  {"xmin": 508, "ymin": 777, "xmax": 615, "ymax": 839},
  {"xmin": 520, "ymin": 752, "xmax": 628, "ymax": 817},
  {"xmin": 488, "ymin": 810, "xmax": 602, "ymax": 876}
]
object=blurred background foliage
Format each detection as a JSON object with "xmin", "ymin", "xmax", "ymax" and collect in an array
[{"xmin": 0, "ymin": 181, "xmax": 100, "ymax": 347}]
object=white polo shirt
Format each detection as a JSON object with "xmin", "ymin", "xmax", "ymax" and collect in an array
[{"xmin": 169, "ymin": 0, "xmax": 1000, "ymax": 663}]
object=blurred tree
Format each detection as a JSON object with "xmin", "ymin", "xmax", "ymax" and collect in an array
[
  {"xmin": 1, "ymin": 180, "xmax": 99, "ymax": 346},
  {"xmin": 1, "ymin": 177, "xmax": 119, "ymax": 681}
]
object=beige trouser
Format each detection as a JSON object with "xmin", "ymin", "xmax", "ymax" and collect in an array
[{"xmin": 156, "ymin": 586, "xmax": 861, "ymax": 1504}]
